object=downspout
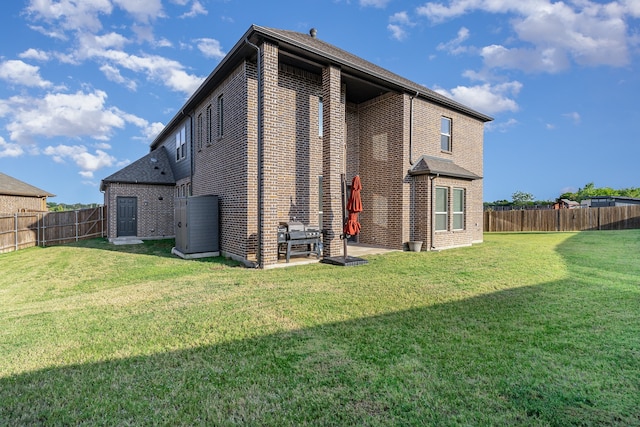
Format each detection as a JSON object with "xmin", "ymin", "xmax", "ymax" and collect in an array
[
  {"xmin": 182, "ymin": 109, "xmax": 194, "ymax": 194},
  {"xmin": 430, "ymin": 173, "xmax": 439, "ymax": 250},
  {"xmin": 409, "ymin": 91, "xmax": 419, "ymax": 166},
  {"xmin": 245, "ymin": 37, "xmax": 262, "ymax": 267}
]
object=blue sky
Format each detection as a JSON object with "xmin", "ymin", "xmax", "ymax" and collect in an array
[{"xmin": 1, "ymin": 0, "xmax": 639, "ymax": 204}]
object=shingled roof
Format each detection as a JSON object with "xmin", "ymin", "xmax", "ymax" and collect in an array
[
  {"xmin": 257, "ymin": 26, "xmax": 492, "ymax": 122},
  {"xmin": 408, "ymin": 155, "xmax": 481, "ymax": 180},
  {"xmin": 0, "ymin": 172, "xmax": 55, "ymax": 197},
  {"xmin": 152, "ymin": 24, "xmax": 492, "ymax": 150},
  {"xmin": 100, "ymin": 147, "xmax": 175, "ymax": 191}
]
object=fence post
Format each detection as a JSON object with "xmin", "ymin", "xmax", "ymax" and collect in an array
[
  {"xmin": 42, "ymin": 212, "xmax": 47, "ymax": 247},
  {"xmin": 75, "ymin": 210, "xmax": 79, "ymax": 242},
  {"xmin": 14, "ymin": 213, "xmax": 18, "ymax": 252}
]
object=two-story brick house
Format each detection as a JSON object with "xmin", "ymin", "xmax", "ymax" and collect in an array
[{"xmin": 101, "ymin": 25, "xmax": 492, "ymax": 268}]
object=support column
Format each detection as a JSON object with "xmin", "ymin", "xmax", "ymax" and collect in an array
[
  {"xmin": 260, "ymin": 40, "xmax": 280, "ymax": 267},
  {"xmin": 322, "ymin": 65, "xmax": 345, "ymax": 257}
]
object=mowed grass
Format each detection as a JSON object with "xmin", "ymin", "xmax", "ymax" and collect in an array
[{"xmin": 1, "ymin": 232, "xmax": 639, "ymax": 426}]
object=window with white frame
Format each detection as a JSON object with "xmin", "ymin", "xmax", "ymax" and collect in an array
[
  {"xmin": 441, "ymin": 117, "xmax": 452, "ymax": 152},
  {"xmin": 180, "ymin": 126, "xmax": 186, "ymax": 159},
  {"xmin": 453, "ymin": 188, "xmax": 465, "ymax": 230},
  {"xmin": 175, "ymin": 131, "xmax": 181, "ymax": 161},
  {"xmin": 217, "ymin": 94, "xmax": 224, "ymax": 138},
  {"xmin": 435, "ymin": 186, "xmax": 448, "ymax": 231}
]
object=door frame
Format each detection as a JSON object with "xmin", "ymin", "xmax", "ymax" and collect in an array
[{"xmin": 116, "ymin": 196, "xmax": 138, "ymax": 237}]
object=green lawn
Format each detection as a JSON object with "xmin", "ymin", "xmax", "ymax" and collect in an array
[{"xmin": 1, "ymin": 232, "xmax": 639, "ymax": 426}]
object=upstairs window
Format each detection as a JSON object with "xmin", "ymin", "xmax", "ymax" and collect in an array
[
  {"xmin": 441, "ymin": 117, "xmax": 452, "ymax": 152},
  {"xmin": 217, "ymin": 94, "xmax": 224, "ymax": 138},
  {"xmin": 175, "ymin": 126, "xmax": 186, "ymax": 161}
]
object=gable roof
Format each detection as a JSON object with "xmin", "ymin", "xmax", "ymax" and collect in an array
[
  {"xmin": 0, "ymin": 172, "xmax": 55, "ymax": 197},
  {"xmin": 151, "ymin": 24, "xmax": 492, "ymax": 150},
  {"xmin": 408, "ymin": 155, "xmax": 481, "ymax": 180},
  {"xmin": 100, "ymin": 147, "xmax": 175, "ymax": 190}
]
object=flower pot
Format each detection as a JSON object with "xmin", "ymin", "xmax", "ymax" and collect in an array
[{"xmin": 408, "ymin": 241, "xmax": 423, "ymax": 252}]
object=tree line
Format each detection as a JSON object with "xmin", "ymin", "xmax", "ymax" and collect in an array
[
  {"xmin": 486, "ymin": 183, "xmax": 640, "ymax": 208},
  {"xmin": 47, "ymin": 202, "xmax": 102, "ymax": 212}
]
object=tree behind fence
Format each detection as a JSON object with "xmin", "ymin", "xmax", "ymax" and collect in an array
[
  {"xmin": 0, "ymin": 206, "xmax": 106, "ymax": 254},
  {"xmin": 484, "ymin": 206, "xmax": 640, "ymax": 232}
]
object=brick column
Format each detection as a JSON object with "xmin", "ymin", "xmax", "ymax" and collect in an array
[
  {"xmin": 260, "ymin": 40, "xmax": 280, "ymax": 267},
  {"xmin": 322, "ymin": 65, "xmax": 345, "ymax": 257}
]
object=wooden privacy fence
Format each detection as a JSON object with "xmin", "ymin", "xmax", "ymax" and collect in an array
[
  {"xmin": 0, "ymin": 206, "xmax": 106, "ymax": 254},
  {"xmin": 484, "ymin": 205, "xmax": 640, "ymax": 232}
]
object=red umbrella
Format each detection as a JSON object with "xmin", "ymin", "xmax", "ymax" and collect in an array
[{"xmin": 344, "ymin": 175, "xmax": 362, "ymax": 237}]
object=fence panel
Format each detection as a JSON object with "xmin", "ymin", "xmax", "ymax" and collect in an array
[
  {"xmin": 0, "ymin": 207, "xmax": 105, "ymax": 254},
  {"xmin": 485, "ymin": 206, "xmax": 640, "ymax": 232}
]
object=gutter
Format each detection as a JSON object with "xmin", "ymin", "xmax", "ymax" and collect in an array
[
  {"xmin": 245, "ymin": 37, "xmax": 263, "ymax": 268},
  {"xmin": 430, "ymin": 173, "xmax": 439, "ymax": 250},
  {"xmin": 409, "ymin": 91, "xmax": 418, "ymax": 166}
]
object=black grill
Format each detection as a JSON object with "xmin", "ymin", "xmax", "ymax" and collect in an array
[{"xmin": 278, "ymin": 221, "xmax": 322, "ymax": 262}]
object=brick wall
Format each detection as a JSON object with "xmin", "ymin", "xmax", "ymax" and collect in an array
[
  {"xmin": 192, "ymin": 61, "xmax": 250, "ymax": 261},
  {"xmin": 0, "ymin": 195, "xmax": 48, "ymax": 213},
  {"xmin": 407, "ymin": 95, "xmax": 484, "ymax": 249},
  {"xmin": 103, "ymin": 183, "xmax": 174, "ymax": 239},
  {"xmin": 357, "ymin": 93, "xmax": 406, "ymax": 249}
]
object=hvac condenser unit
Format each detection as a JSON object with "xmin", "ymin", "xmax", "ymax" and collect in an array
[{"xmin": 172, "ymin": 195, "xmax": 220, "ymax": 259}]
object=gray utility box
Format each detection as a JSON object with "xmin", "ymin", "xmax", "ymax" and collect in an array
[{"xmin": 172, "ymin": 195, "xmax": 220, "ymax": 259}]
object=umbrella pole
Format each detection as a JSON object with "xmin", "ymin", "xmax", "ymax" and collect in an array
[{"xmin": 341, "ymin": 173, "xmax": 347, "ymax": 261}]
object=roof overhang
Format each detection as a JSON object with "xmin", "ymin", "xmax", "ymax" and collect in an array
[
  {"xmin": 408, "ymin": 155, "xmax": 481, "ymax": 180},
  {"xmin": 151, "ymin": 24, "xmax": 493, "ymax": 150}
]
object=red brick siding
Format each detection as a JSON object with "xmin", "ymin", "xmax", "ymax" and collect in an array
[
  {"xmin": 356, "ymin": 93, "xmax": 406, "ymax": 249},
  {"xmin": 103, "ymin": 183, "xmax": 174, "ymax": 239},
  {"xmin": 192, "ymin": 61, "xmax": 250, "ymax": 261},
  {"xmin": 0, "ymin": 195, "xmax": 48, "ymax": 213},
  {"xmin": 321, "ymin": 65, "xmax": 347, "ymax": 257}
]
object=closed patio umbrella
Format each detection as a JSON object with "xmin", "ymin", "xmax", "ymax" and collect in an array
[{"xmin": 344, "ymin": 175, "xmax": 362, "ymax": 237}]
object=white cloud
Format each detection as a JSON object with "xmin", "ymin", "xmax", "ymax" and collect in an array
[
  {"xmin": 388, "ymin": 11, "xmax": 416, "ymax": 40},
  {"xmin": 564, "ymin": 111, "xmax": 581, "ymax": 124},
  {"xmin": 0, "ymin": 136, "xmax": 25, "ymax": 158},
  {"xmin": 486, "ymin": 117, "xmax": 518, "ymax": 133},
  {"xmin": 437, "ymin": 27, "xmax": 470, "ymax": 54},
  {"xmin": 0, "ymin": 60, "xmax": 52, "ymax": 88},
  {"xmin": 360, "ymin": 0, "xmax": 391, "ymax": 8},
  {"xmin": 195, "ymin": 38, "xmax": 225, "ymax": 60},
  {"xmin": 19, "ymin": 48, "xmax": 51, "ymax": 61},
  {"xmin": 434, "ymin": 81, "xmax": 522, "ymax": 115},
  {"xmin": 44, "ymin": 144, "xmax": 116, "ymax": 177},
  {"xmin": 143, "ymin": 122, "xmax": 166, "ymax": 140},
  {"xmin": 417, "ymin": 0, "xmax": 637, "ymax": 71},
  {"xmin": 481, "ymin": 44, "xmax": 570, "ymax": 73},
  {"xmin": 181, "ymin": 0, "xmax": 207, "ymax": 18},
  {"xmin": 75, "ymin": 43, "xmax": 204, "ymax": 95},
  {"xmin": 0, "ymin": 90, "xmax": 146, "ymax": 143},
  {"xmin": 112, "ymin": 0, "xmax": 165, "ymax": 23},
  {"xmin": 26, "ymin": 0, "xmax": 113, "ymax": 33},
  {"xmin": 100, "ymin": 64, "xmax": 137, "ymax": 90},
  {"xmin": 388, "ymin": 24, "xmax": 408, "ymax": 41}
]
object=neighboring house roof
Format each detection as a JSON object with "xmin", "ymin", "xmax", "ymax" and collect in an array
[
  {"xmin": 0, "ymin": 172, "xmax": 55, "ymax": 197},
  {"xmin": 589, "ymin": 196, "xmax": 640, "ymax": 202},
  {"xmin": 560, "ymin": 198, "xmax": 580, "ymax": 206},
  {"xmin": 408, "ymin": 155, "xmax": 481, "ymax": 180},
  {"xmin": 100, "ymin": 147, "xmax": 176, "ymax": 191},
  {"xmin": 151, "ymin": 24, "xmax": 492, "ymax": 150}
]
